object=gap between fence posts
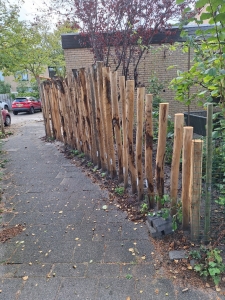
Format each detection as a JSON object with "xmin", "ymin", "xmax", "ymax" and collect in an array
[
  {"xmin": 111, "ymin": 71, "xmax": 123, "ymax": 182},
  {"xmin": 102, "ymin": 67, "xmax": 117, "ymax": 178},
  {"xmin": 204, "ymin": 103, "xmax": 213, "ymax": 242},
  {"xmin": 190, "ymin": 139, "xmax": 203, "ymax": 241},
  {"xmin": 136, "ymin": 87, "xmax": 145, "ymax": 202},
  {"xmin": 156, "ymin": 103, "xmax": 169, "ymax": 210},
  {"xmin": 170, "ymin": 113, "xmax": 184, "ymax": 216},
  {"xmin": 145, "ymin": 94, "xmax": 154, "ymax": 208},
  {"xmin": 182, "ymin": 126, "xmax": 193, "ymax": 230},
  {"xmin": 126, "ymin": 80, "xmax": 137, "ymax": 194},
  {"xmin": 119, "ymin": 76, "xmax": 128, "ymax": 188},
  {"xmin": 96, "ymin": 62, "xmax": 107, "ymax": 171}
]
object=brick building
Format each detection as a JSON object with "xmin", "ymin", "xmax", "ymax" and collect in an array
[{"xmin": 61, "ymin": 25, "xmax": 210, "ymax": 118}]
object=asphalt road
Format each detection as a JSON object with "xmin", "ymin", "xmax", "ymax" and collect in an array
[{"xmin": 9, "ymin": 111, "xmax": 43, "ymax": 125}]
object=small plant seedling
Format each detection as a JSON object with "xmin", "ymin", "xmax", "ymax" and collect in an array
[
  {"xmin": 140, "ymin": 203, "xmax": 148, "ymax": 214},
  {"xmin": 101, "ymin": 172, "xmax": 106, "ymax": 178},
  {"xmin": 191, "ymin": 247, "xmax": 225, "ymax": 286},
  {"xmin": 189, "ymin": 250, "xmax": 201, "ymax": 260},
  {"xmin": 77, "ymin": 152, "xmax": 85, "ymax": 158},
  {"xmin": 126, "ymin": 274, "xmax": 133, "ymax": 279},
  {"xmin": 87, "ymin": 161, "xmax": 93, "ymax": 167},
  {"xmin": 71, "ymin": 149, "xmax": 79, "ymax": 156},
  {"xmin": 115, "ymin": 187, "xmax": 125, "ymax": 196},
  {"xmin": 92, "ymin": 166, "xmax": 98, "ymax": 172}
]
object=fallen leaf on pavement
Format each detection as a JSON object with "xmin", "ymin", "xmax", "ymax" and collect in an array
[{"xmin": 22, "ymin": 276, "xmax": 28, "ymax": 281}]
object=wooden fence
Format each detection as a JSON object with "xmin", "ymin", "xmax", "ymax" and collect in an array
[{"xmin": 41, "ymin": 62, "xmax": 204, "ymax": 239}]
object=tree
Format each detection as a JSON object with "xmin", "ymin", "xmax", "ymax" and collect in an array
[
  {"xmin": 41, "ymin": 0, "xmax": 194, "ymax": 85},
  {"xmin": 170, "ymin": 0, "xmax": 225, "ymax": 111}
]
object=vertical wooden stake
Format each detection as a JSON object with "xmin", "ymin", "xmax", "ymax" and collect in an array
[
  {"xmin": 102, "ymin": 67, "xmax": 117, "ymax": 178},
  {"xmin": 156, "ymin": 103, "xmax": 169, "ymax": 209},
  {"xmin": 170, "ymin": 113, "xmax": 184, "ymax": 215},
  {"xmin": 182, "ymin": 126, "xmax": 193, "ymax": 230},
  {"xmin": 190, "ymin": 139, "xmax": 203, "ymax": 241},
  {"xmin": 126, "ymin": 80, "xmax": 137, "ymax": 194},
  {"xmin": 204, "ymin": 104, "xmax": 213, "ymax": 242},
  {"xmin": 88, "ymin": 66, "xmax": 99, "ymax": 166},
  {"xmin": 111, "ymin": 71, "xmax": 123, "ymax": 182},
  {"xmin": 96, "ymin": 62, "xmax": 107, "ymax": 171},
  {"xmin": 42, "ymin": 84, "xmax": 52, "ymax": 138},
  {"xmin": 136, "ymin": 87, "xmax": 145, "ymax": 201},
  {"xmin": 145, "ymin": 94, "xmax": 154, "ymax": 208},
  {"xmin": 119, "ymin": 76, "xmax": 128, "ymax": 188},
  {"xmin": 50, "ymin": 81, "xmax": 62, "ymax": 141},
  {"xmin": 0, "ymin": 110, "xmax": 5, "ymax": 134}
]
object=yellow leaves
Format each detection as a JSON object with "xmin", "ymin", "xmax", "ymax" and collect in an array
[{"xmin": 187, "ymin": 265, "xmax": 192, "ymax": 270}]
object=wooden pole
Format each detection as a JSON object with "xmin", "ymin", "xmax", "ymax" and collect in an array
[
  {"xmin": 190, "ymin": 139, "xmax": 203, "ymax": 241},
  {"xmin": 182, "ymin": 126, "xmax": 193, "ymax": 230},
  {"xmin": 45, "ymin": 81, "xmax": 56, "ymax": 140},
  {"xmin": 91, "ymin": 64, "xmax": 102, "ymax": 168},
  {"xmin": 85, "ymin": 69, "xmax": 94, "ymax": 159},
  {"xmin": 63, "ymin": 80, "xmax": 73, "ymax": 146},
  {"xmin": 0, "ymin": 110, "xmax": 5, "ymax": 134},
  {"xmin": 111, "ymin": 71, "xmax": 123, "ymax": 182},
  {"xmin": 156, "ymin": 103, "xmax": 169, "ymax": 210},
  {"xmin": 145, "ymin": 94, "xmax": 154, "ymax": 208},
  {"xmin": 96, "ymin": 62, "xmax": 107, "ymax": 171},
  {"xmin": 73, "ymin": 70, "xmax": 82, "ymax": 152},
  {"xmin": 42, "ymin": 83, "xmax": 52, "ymax": 138},
  {"xmin": 119, "ymin": 76, "xmax": 128, "ymax": 188},
  {"xmin": 126, "ymin": 80, "xmax": 137, "ymax": 194},
  {"xmin": 136, "ymin": 87, "xmax": 145, "ymax": 201},
  {"xmin": 204, "ymin": 103, "xmax": 213, "ymax": 241},
  {"xmin": 102, "ymin": 66, "xmax": 117, "ymax": 178},
  {"xmin": 50, "ymin": 81, "xmax": 62, "ymax": 141},
  {"xmin": 170, "ymin": 113, "xmax": 184, "ymax": 215},
  {"xmin": 88, "ymin": 67, "xmax": 98, "ymax": 166}
]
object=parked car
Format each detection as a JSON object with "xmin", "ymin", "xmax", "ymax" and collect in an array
[
  {"xmin": 0, "ymin": 100, "xmax": 9, "ymax": 111},
  {"xmin": 12, "ymin": 97, "xmax": 42, "ymax": 115},
  {"xmin": 1, "ymin": 109, "xmax": 11, "ymax": 126}
]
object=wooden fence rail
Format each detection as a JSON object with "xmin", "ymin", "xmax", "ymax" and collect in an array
[{"xmin": 41, "ymin": 63, "xmax": 205, "ymax": 239}]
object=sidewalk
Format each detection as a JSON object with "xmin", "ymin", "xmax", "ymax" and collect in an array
[{"xmin": 0, "ymin": 120, "xmax": 220, "ymax": 299}]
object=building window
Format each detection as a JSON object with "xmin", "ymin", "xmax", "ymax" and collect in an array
[
  {"xmin": 0, "ymin": 71, "xmax": 4, "ymax": 81},
  {"xmin": 15, "ymin": 72, "xmax": 29, "ymax": 81},
  {"xmin": 21, "ymin": 73, "xmax": 28, "ymax": 81},
  {"xmin": 48, "ymin": 67, "xmax": 56, "ymax": 78}
]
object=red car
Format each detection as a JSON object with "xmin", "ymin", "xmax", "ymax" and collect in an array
[
  {"xmin": 12, "ymin": 97, "xmax": 42, "ymax": 115},
  {"xmin": 1, "ymin": 109, "xmax": 11, "ymax": 126}
]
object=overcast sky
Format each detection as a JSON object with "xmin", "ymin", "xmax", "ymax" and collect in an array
[{"xmin": 8, "ymin": 0, "xmax": 44, "ymax": 21}]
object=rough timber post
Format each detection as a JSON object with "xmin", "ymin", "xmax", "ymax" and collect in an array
[
  {"xmin": 170, "ymin": 113, "xmax": 184, "ymax": 215},
  {"xmin": 182, "ymin": 126, "xmax": 193, "ymax": 230},
  {"xmin": 126, "ymin": 80, "xmax": 137, "ymax": 194},
  {"xmin": 102, "ymin": 67, "xmax": 116, "ymax": 178},
  {"xmin": 96, "ymin": 62, "xmax": 107, "ymax": 171}
]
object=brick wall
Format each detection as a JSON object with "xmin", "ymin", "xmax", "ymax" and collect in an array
[{"xmin": 64, "ymin": 44, "xmax": 201, "ymax": 119}]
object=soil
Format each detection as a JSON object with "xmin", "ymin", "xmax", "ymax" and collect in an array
[{"xmin": 0, "ymin": 224, "xmax": 24, "ymax": 243}]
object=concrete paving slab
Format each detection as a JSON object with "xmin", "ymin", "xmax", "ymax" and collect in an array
[
  {"xmin": 18, "ymin": 277, "xmax": 61, "ymax": 300},
  {"xmin": 56, "ymin": 278, "xmax": 98, "ymax": 300}
]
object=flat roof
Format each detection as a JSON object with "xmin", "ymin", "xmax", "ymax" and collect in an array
[{"xmin": 61, "ymin": 25, "xmax": 213, "ymax": 49}]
